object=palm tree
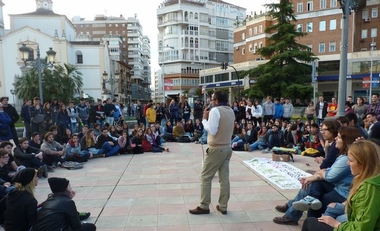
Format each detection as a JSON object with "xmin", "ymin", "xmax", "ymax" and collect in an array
[{"xmin": 15, "ymin": 62, "xmax": 83, "ymax": 104}]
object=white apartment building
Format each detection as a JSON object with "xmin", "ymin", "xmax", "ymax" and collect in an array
[{"xmin": 156, "ymin": 0, "xmax": 246, "ymax": 102}]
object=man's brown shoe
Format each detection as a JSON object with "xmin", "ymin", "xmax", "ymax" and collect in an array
[
  {"xmin": 275, "ymin": 203, "xmax": 289, "ymax": 213},
  {"xmin": 189, "ymin": 206, "xmax": 210, "ymax": 215},
  {"xmin": 216, "ymin": 205, "xmax": 227, "ymax": 215},
  {"xmin": 273, "ymin": 215, "xmax": 298, "ymax": 226}
]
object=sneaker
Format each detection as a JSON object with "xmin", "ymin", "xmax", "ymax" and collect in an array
[
  {"xmin": 292, "ymin": 195, "xmax": 322, "ymax": 211},
  {"xmin": 261, "ymin": 148, "xmax": 271, "ymax": 154},
  {"xmin": 78, "ymin": 212, "xmax": 91, "ymax": 220},
  {"xmin": 246, "ymin": 144, "xmax": 252, "ymax": 152},
  {"xmin": 232, "ymin": 142, "xmax": 237, "ymax": 148}
]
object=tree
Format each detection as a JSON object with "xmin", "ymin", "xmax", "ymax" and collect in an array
[
  {"xmin": 244, "ymin": 0, "xmax": 318, "ymax": 99},
  {"xmin": 15, "ymin": 62, "xmax": 83, "ymax": 104}
]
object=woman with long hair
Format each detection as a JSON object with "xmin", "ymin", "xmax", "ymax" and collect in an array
[
  {"xmin": 273, "ymin": 126, "xmax": 361, "ymax": 226},
  {"xmin": 245, "ymin": 126, "xmax": 269, "ymax": 151},
  {"xmin": 80, "ymin": 129, "xmax": 105, "ymax": 158},
  {"xmin": 252, "ymin": 99, "xmax": 263, "ymax": 127},
  {"xmin": 43, "ymin": 102, "xmax": 53, "ymax": 131},
  {"xmin": 130, "ymin": 128, "xmax": 144, "ymax": 154},
  {"xmin": 302, "ymin": 140, "xmax": 380, "ymax": 231},
  {"xmin": 0, "ymin": 167, "xmax": 38, "ymax": 230},
  {"xmin": 352, "ymin": 96, "xmax": 368, "ymax": 126}
]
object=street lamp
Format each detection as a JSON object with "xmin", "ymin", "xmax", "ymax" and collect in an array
[
  {"xmin": 19, "ymin": 44, "xmax": 56, "ymax": 104},
  {"xmin": 10, "ymin": 89, "xmax": 16, "ymax": 105},
  {"xmin": 369, "ymin": 41, "xmax": 376, "ymax": 103},
  {"xmin": 221, "ymin": 61, "xmax": 240, "ymax": 101},
  {"xmin": 102, "ymin": 70, "xmax": 120, "ymax": 100}
]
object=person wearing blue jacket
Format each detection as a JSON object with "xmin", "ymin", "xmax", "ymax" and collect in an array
[{"xmin": 273, "ymin": 98, "xmax": 284, "ymax": 120}]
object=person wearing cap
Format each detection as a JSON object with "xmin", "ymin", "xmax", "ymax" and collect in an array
[
  {"xmin": 0, "ymin": 102, "xmax": 13, "ymax": 142},
  {"xmin": 0, "ymin": 168, "xmax": 38, "ymax": 231},
  {"xmin": 33, "ymin": 177, "xmax": 96, "ymax": 231}
]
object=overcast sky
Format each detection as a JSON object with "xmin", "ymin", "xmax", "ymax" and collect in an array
[{"xmin": 2, "ymin": 0, "xmax": 272, "ymax": 73}]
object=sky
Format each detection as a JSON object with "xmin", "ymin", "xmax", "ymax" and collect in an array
[{"xmin": 2, "ymin": 0, "xmax": 272, "ymax": 75}]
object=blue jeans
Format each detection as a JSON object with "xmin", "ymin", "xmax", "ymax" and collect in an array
[
  {"xmin": 101, "ymin": 142, "xmax": 120, "ymax": 157},
  {"xmin": 324, "ymin": 202, "xmax": 347, "ymax": 222},
  {"xmin": 268, "ymin": 135, "xmax": 280, "ymax": 149},
  {"xmin": 96, "ymin": 120, "xmax": 104, "ymax": 128},
  {"xmin": 285, "ymin": 187, "xmax": 310, "ymax": 222},
  {"xmin": 317, "ymin": 118, "xmax": 324, "ymax": 126},
  {"xmin": 249, "ymin": 141, "xmax": 267, "ymax": 151},
  {"xmin": 105, "ymin": 116, "xmax": 114, "ymax": 126},
  {"xmin": 70, "ymin": 123, "xmax": 77, "ymax": 133},
  {"xmin": 230, "ymin": 136, "xmax": 244, "ymax": 147}
]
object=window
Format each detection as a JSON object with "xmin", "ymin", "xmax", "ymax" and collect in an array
[
  {"xmin": 320, "ymin": 0, "xmax": 326, "ymax": 9},
  {"xmin": 249, "ymin": 28, "xmax": 252, "ymax": 36},
  {"xmin": 319, "ymin": 21, "xmax": 326, "ymax": 31},
  {"xmin": 362, "ymin": 29, "xmax": 368, "ymax": 39},
  {"xmin": 307, "ymin": 1, "xmax": 313, "ymax": 11},
  {"xmin": 109, "ymin": 24, "xmax": 112, "ymax": 27},
  {"xmin": 307, "ymin": 22, "xmax": 313, "ymax": 32},
  {"xmin": 371, "ymin": 28, "xmax": 377, "ymax": 38},
  {"xmin": 372, "ymin": 8, "xmax": 378, "ymax": 18},
  {"xmin": 362, "ymin": 9, "xmax": 369, "ymax": 19},
  {"xmin": 297, "ymin": 24, "xmax": 303, "ymax": 32},
  {"xmin": 242, "ymin": 48, "xmax": 245, "ymax": 55},
  {"xmin": 329, "ymin": 41, "xmax": 336, "ymax": 52},
  {"xmin": 254, "ymin": 27, "xmax": 257, "ymax": 34},
  {"xmin": 307, "ymin": 43, "xmax": 312, "ymax": 51},
  {"xmin": 330, "ymin": 19, "xmax": 336, "ymax": 30},
  {"xmin": 330, "ymin": 0, "xmax": 337, "ymax": 7},
  {"xmin": 75, "ymin": 51, "xmax": 83, "ymax": 64},
  {"xmin": 242, "ymin": 32, "xmax": 245, "ymax": 40},
  {"xmin": 297, "ymin": 3, "xmax": 303, "ymax": 12},
  {"xmin": 259, "ymin": 25, "xmax": 263, "ymax": 33},
  {"xmin": 319, "ymin": 42, "xmax": 325, "ymax": 53}
]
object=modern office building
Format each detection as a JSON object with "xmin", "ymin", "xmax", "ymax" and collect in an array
[
  {"xmin": 156, "ymin": 0, "xmax": 246, "ymax": 102},
  {"xmin": 203, "ymin": 0, "xmax": 380, "ymax": 102},
  {"xmin": 73, "ymin": 14, "xmax": 151, "ymax": 102}
]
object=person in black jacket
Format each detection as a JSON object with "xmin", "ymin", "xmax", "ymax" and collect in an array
[
  {"xmin": 95, "ymin": 127, "xmax": 120, "ymax": 157},
  {"xmin": 14, "ymin": 137, "xmax": 47, "ymax": 178},
  {"xmin": 1, "ymin": 97, "xmax": 20, "ymax": 146},
  {"xmin": 0, "ymin": 168, "xmax": 38, "ymax": 231},
  {"xmin": 21, "ymin": 99, "xmax": 32, "ymax": 139},
  {"xmin": 33, "ymin": 177, "xmax": 96, "ymax": 231},
  {"xmin": 315, "ymin": 96, "xmax": 328, "ymax": 126},
  {"xmin": 262, "ymin": 125, "xmax": 285, "ymax": 153}
]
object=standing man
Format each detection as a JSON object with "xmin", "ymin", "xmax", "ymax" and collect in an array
[
  {"xmin": 315, "ymin": 96, "xmax": 328, "ymax": 126},
  {"xmin": 282, "ymin": 97, "xmax": 294, "ymax": 123},
  {"xmin": 76, "ymin": 98, "xmax": 89, "ymax": 130},
  {"xmin": 104, "ymin": 98, "xmax": 116, "ymax": 126},
  {"xmin": 366, "ymin": 93, "xmax": 380, "ymax": 120},
  {"xmin": 1, "ymin": 97, "xmax": 20, "ymax": 146},
  {"xmin": 29, "ymin": 97, "xmax": 45, "ymax": 136},
  {"xmin": 193, "ymin": 99, "xmax": 203, "ymax": 121},
  {"xmin": 135, "ymin": 100, "xmax": 143, "ymax": 126},
  {"xmin": 262, "ymin": 96, "xmax": 275, "ymax": 125},
  {"xmin": 189, "ymin": 91, "xmax": 234, "ymax": 215},
  {"xmin": 21, "ymin": 99, "xmax": 32, "ymax": 139}
]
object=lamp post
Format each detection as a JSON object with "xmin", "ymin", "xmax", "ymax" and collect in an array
[
  {"xmin": 10, "ymin": 89, "xmax": 15, "ymax": 105},
  {"xmin": 19, "ymin": 44, "xmax": 56, "ymax": 104},
  {"xmin": 221, "ymin": 61, "xmax": 240, "ymax": 101},
  {"xmin": 369, "ymin": 40, "xmax": 376, "ymax": 103},
  {"xmin": 102, "ymin": 70, "xmax": 120, "ymax": 100}
]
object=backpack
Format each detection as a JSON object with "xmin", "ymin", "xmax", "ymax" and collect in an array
[{"xmin": 178, "ymin": 136, "xmax": 191, "ymax": 143}]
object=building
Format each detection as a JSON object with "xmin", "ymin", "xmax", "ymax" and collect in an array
[
  {"xmin": 0, "ymin": 0, "xmax": 117, "ymax": 106},
  {"xmin": 156, "ymin": 0, "xmax": 246, "ymax": 102},
  {"xmin": 202, "ymin": 0, "xmax": 380, "ymax": 103},
  {"xmin": 72, "ymin": 14, "xmax": 151, "ymax": 102}
]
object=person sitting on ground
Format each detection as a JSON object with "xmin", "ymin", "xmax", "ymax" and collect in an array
[
  {"xmin": 93, "ymin": 123, "xmax": 101, "ymax": 137},
  {"xmin": 173, "ymin": 120, "xmax": 187, "ymax": 141},
  {"xmin": 0, "ymin": 168, "xmax": 38, "ymax": 231},
  {"xmin": 302, "ymin": 140, "xmax": 380, "ymax": 231},
  {"xmin": 95, "ymin": 127, "xmax": 120, "ymax": 157},
  {"xmin": 0, "ymin": 141, "xmax": 19, "ymax": 174},
  {"xmin": 65, "ymin": 134, "xmax": 90, "ymax": 162},
  {"xmin": 345, "ymin": 112, "xmax": 369, "ymax": 139},
  {"xmin": 77, "ymin": 125, "xmax": 88, "ymax": 141},
  {"xmin": 145, "ymin": 127, "xmax": 168, "ymax": 152},
  {"xmin": 262, "ymin": 124, "xmax": 285, "ymax": 153},
  {"xmin": 130, "ymin": 128, "xmax": 144, "ymax": 154},
  {"xmin": 14, "ymin": 137, "xmax": 48, "ymax": 178},
  {"xmin": 191, "ymin": 118, "xmax": 204, "ymax": 142},
  {"xmin": 40, "ymin": 132, "xmax": 66, "ymax": 170},
  {"xmin": 301, "ymin": 123, "xmax": 324, "ymax": 157},
  {"xmin": 118, "ymin": 130, "xmax": 132, "ymax": 154},
  {"xmin": 48, "ymin": 125, "xmax": 62, "ymax": 144},
  {"xmin": 272, "ymin": 126, "xmax": 360, "ymax": 226},
  {"xmin": 80, "ymin": 129, "xmax": 106, "ymax": 158},
  {"xmin": 0, "ymin": 149, "xmax": 14, "ymax": 199},
  {"xmin": 232, "ymin": 122, "xmax": 242, "ymax": 139},
  {"xmin": 61, "ymin": 128, "xmax": 72, "ymax": 146},
  {"xmin": 285, "ymin": 123, "xmax": 303, "ymax": 148},
  {"xmin": 33, "ymin": 177, "xmax": 96, "ymax": 231},
  {"xmin": 184, "ymin": 119, "xmax": 194, "ymax": 137},
  {"xmin": 107, "ymin": 125, "xmax": 119, "ymax": 141},
  {"xmin": 245, "ymin": 126, "xmax": 269, "ymax": 151},
  {"xmin": 29, "ymin": 132, "xmax": 42, "ymax": 149}
]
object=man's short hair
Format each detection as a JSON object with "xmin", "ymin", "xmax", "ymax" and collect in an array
[
  {"xmin": 101, "ymin": 127, "xmax": 109, "ymax": 132},
  {"xmin": 0, "ymin": 149, "xmax": 8, "ymax": 157},
  {"xmin": 213, "ymin": 91, "xmax": 228, "ymax": 104},
  {"xmin": 33, "ymin": 97, "xmax": 41, "ymax": 101},
  {"xmin": 80, "ymin": 98, "xmax": 85, "ymax": 101},
  {"xmin": 345, "ymin": 113, "xmax": 358, "ymax": 124},
  {"xmin": 366, "ymin": 112, "xmax": 377, "ymax": 118},
  {"xmin": 19, "ymin": 137, "xmax": 29, "ymax": 144},
  {"xmin": 0, "ymin": 97, "xmax": 9, "ymax": 102},
  {"xmin": 31, "ymin": 132, "xmax": 40, "ymax": 138},
  {"xmin": 44, "ymin": 132, "xmax": 54, "ymax": 141},
  {"xmin": 336, "ymin": 116, "xmax": 350, "ymax": 125},
  {"xmin": 48, "ymin": 125, "xmax": 59, "ymax": 132},
  {"xmin": 0, "ymin": 141, "xmax": 13, "ymax": 148},
  {"xmin": 311, "ymin": 123, "xmax": 319, "ymax": 129}
]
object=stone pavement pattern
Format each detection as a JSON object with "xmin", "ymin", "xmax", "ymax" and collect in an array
[{"xmin": 31, "ymin": 142, "xmax": 320, "ymax": 231}]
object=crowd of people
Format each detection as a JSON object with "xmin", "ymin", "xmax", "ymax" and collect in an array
[{"xmin": 0, "ymin": 92, "xmax": 380, "ymax": 229}]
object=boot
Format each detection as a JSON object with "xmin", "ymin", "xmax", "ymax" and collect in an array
[{"xmin": 275, "ymin": 203, "xmax": 289, "ymax": 213}]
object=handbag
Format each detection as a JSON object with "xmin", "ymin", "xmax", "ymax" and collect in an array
[{"xmin": 32, "ymin": 113, "xmax": 45, "ymax": 124}]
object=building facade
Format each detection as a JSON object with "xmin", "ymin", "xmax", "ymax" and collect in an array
[
  {"xmin": 156, "ymin": 0, "xmax": 246, "ymax": 102},
  {"xmin": 202, "ymin": 0, "xmax": 380, "ymax": 103}
]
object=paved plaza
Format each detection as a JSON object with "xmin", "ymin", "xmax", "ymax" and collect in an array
[{"xmin": 31, "ymin": 142, "xmax": 320, "ymax": 231}]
